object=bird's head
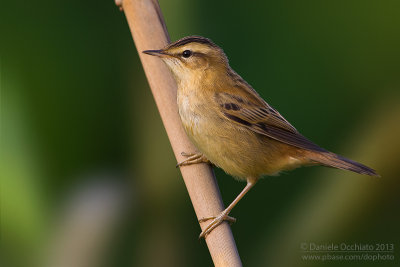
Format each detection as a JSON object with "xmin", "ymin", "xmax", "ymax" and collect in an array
[{"xmin": 143, "ymin": 36, "xmax": 228, "ymax": 82}]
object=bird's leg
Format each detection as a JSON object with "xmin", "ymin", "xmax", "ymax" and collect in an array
[
  {"xmin": 176, "ymin": 152, "xmax": 210, "ymax": 167},
  {"xmin": 199, "ymin": 177, "xmax": 258, "ymax": 239}
]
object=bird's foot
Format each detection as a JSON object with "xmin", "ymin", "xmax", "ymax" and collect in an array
[
  {"xmin": 198, "ymin": 211, "xmax": 236, "ymax": 239},
  {"xmin": 176, "ymin": 152, "xmax": 209, "ymax": 167}
]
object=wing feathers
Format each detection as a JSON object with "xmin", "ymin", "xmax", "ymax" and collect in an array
[{"xmin": 216, "ymin": 92, "xmax": 326, "ymax": 152}]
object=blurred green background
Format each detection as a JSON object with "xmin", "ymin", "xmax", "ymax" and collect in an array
[{"xmin": 1, "ymin": 0, "xmax": 400, "ymax": 266}]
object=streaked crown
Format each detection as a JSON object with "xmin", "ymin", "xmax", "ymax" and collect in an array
[{"xmin": 143, "ymin": 36, "xmax": 229, "ymax": 80}]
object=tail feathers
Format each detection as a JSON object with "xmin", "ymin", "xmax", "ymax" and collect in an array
[{"xmin": 307, "ymin": 152, "xmax": 379, "ymax": 177}]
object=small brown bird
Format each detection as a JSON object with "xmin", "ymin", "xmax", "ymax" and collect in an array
[{"xmin": 143, "ymin": 36, "xmax": 378, "ymax": 238}]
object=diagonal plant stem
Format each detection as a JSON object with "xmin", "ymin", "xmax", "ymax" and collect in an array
[{"xmin": 115, "ymin": 0, "xmax": 242, "ymax": 266}]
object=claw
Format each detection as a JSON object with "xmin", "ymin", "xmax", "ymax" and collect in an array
[
  {"xmin": 199, "ymin": 215, "xmax": 236, "ymax": 224},
  {"xmin": 176, "ymin": 152, "xmax": 209, "ymax": 167},
  {"xmin": 199, "ymin": 211, "xmax": 235, "ymax": 239},
  {"xmin": 181, "ymin": 152, "xmax": 193, "ymax": 157}
]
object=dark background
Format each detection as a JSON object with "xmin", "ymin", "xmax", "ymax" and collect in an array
[{"xmin": 1, "ymin": 0, "xmax": 399, "ymax": 266}]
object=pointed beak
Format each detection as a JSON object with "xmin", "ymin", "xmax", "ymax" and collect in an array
[{"xmin": 142, "ymin": 49, "xmax": 166, "ymax": 57}]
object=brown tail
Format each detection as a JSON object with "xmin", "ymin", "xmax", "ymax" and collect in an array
[{"xmin": 306, "ymin": 151, "xmax": 379, "ymax": 177}]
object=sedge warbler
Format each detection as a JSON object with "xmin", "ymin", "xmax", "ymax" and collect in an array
[{"xmin": 143, "ymin": 36, "xmax": 378, "ymax": 238}]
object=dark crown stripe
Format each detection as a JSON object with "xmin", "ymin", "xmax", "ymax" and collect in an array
[{"xmin": 170, "ymin": 36, "xmax": 217, "ymax": 48}]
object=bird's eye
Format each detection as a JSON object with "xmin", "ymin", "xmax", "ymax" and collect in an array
[{"xmin": 182, "ymin": 50, "xmax": 192, "ymax": 58}]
